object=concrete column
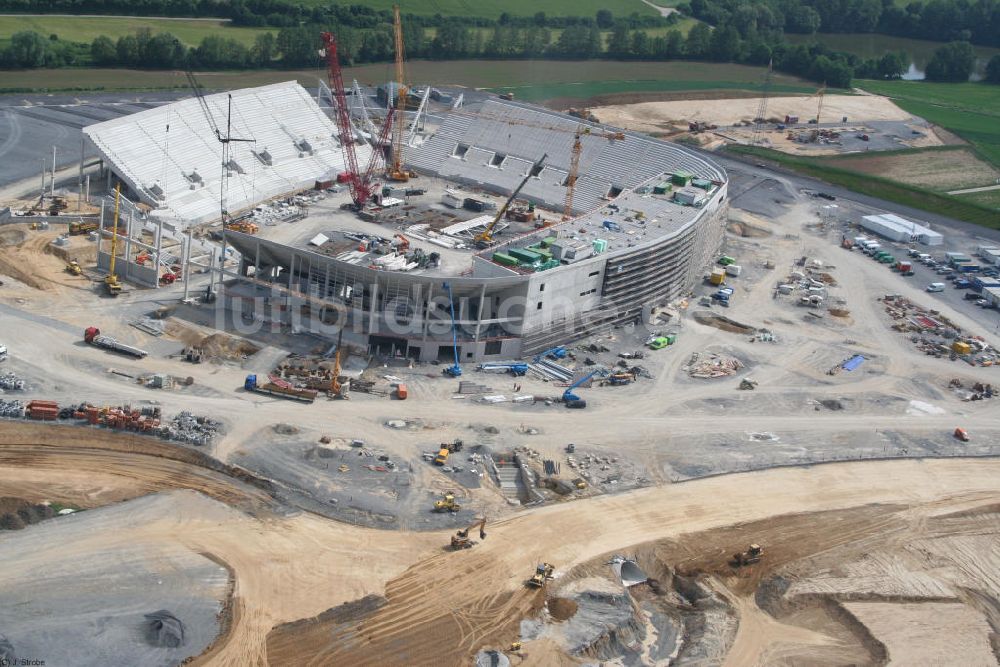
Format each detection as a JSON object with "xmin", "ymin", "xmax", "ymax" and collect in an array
[
  {"xmin": 51, "ymin": 146, "xmax": 56, "ymax": 197},
  {"xmin": 153, "ymin": 217, "xmax": 163, "ymax": 289},
  {"xmin": 421, "ymin": 283, "xmax": 432, "ymax": 341},
  {"xmin": 182, "ymin": 227, "xmax": 192, "ymax": 301},
  {"xmin": 473, "ymin": 283, "xmax": 487, "ymax": 341},
  {"xmin": 368, "ymin": 281, "xmax": 379, "ymax": 334},
  {"xmin": 97, "ymin": 200, "xmax": 104, "ymax": 257}
]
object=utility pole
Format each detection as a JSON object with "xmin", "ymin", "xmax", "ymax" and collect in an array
[{"xmin": 51, "ymin": 146, "xmax": 57, "ymax": 196}]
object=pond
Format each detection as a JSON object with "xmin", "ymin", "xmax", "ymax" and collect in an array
[{"xmin": 785, "ymin": 33, "xmax": 1000, "ymax": 81}]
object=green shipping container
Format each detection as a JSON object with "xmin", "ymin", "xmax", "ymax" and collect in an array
[
  {"xmin": 692, "ymin": 178, "xmax": 711, "ymax": 190},
  {"xmin": 493, "ymin": 253, "xmax": 520, "ymax": 267},
  {"xmin": 508, "ymin": 248, "xmax": 542, "ymax": 264},
  {"xmin": 593, "ymin": 238, "xmax": 607, "ymax": 254},
  {"xmin": 652, "ymin": 182, "xmax": 671, "ymax": 195},
  {"xmin": 671, "ymin": 171, "xmax": 692, "ymax": 186},
  {"xmin": 718, "ymin": 255, "xmax": 736, "ymax": 266},
  {"xmin": 541, "ymin": 236, "xmax": 557, "ymax": 248}
]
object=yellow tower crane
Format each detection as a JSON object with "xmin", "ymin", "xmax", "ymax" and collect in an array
[
  {"xmin": 104, "ymin": 183, "xmax": 123, "ymax": 297},
  {"xmin": 388, "ymin": 5, "xmax": 411, "ymax": 182},
  {"xmin": 563, "ymin": 128, "xmax": 583, "ymax": 221}
]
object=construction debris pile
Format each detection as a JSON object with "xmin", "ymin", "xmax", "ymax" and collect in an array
[
  {"xmin": 881, "ymin": 295, "xmax": 1000, "ymax": 367},
  {"xmin": 0, "ymin": 372, "xmax": 27, "ymax": 392},
  {"xmin": 774, "ymin": 258, "xmax": 838, "ymax": 312},
  {"xmin": 948, "ymin": 378, "xmax": 995, "ymax": 401},
  {"xmin": 162, "ymin": 411, "xmax": 224, "ymax": 446},
  {"xmin": 0, "ymin": 399, "xmax": 223, "ymax": 445},
  {"xmin": 687, "ymin": 352, "xmax": 745, "ymax": 378}
]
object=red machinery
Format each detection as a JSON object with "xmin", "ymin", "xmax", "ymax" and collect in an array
[{"xmin": 320, "ymin": 32, "xmax": 395, "ymax": 209}]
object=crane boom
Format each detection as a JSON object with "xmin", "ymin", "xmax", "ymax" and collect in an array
[
  {"xmin": 442, "ymin": 282, "xmax": 462, "ymax": 377},
  {"xmin": 389, "ymin": 5, "xmax": 409, "ymax": 181},
  {"xmin": 563, "ymin": 129, "xmax": 582, "ymax": 220},
  {"xmin": 474, "ymin": 153, "xmax": 547, "ymax": 247},
  {"xmin": 563, "ymin": 370, "xmax": 598, "ymax": 403}
]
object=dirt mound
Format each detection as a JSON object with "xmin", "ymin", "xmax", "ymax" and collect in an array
[
  {"xmin": 199, "ymin": 333, "xmax": 260, "ymax": 359},
  {"xmin": 548, "ymin": 597, "xmax": 578, "ymax": 621},
  {"xmin": 0, "ymin": 496, "xmax": 55, "ymax": 530},
  {"xmin": 820, "ymin": 399, "xmax": 845, "ymax": 411},
  {"xmin": 829, "ymin": 308, "xmax": 850, "ymax": 318},
  {"xmin": 693, "ymin": 312, "xmax": 756, "ymax": 335},
  {"xmin": 0, "ymin": 229, "xmax": 27, "ymax": 247},
  {"xmin": 144, "ymin": 610, "xmax": 185, "ymax": 647},
  {"xmin": 727, "ymin": 221, "xmax": 772, "ymax": 238}
]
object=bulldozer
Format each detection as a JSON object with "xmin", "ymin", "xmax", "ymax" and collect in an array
[
  {"xmin": 527, "ymin": 562, "xmax": 555, "ymax": 588},
  {"xmin": 433, "ymin": 492, "xmax": 461, "ymax": 513},
  {"xmin": 731, "ymin": 544, "xmax": 764, "ymax": 567},
  {"xmin": 450, "ymin": 518, "xmax": 486, "ymax": 550},
  {"xmin": 65, "ymin": 260, "xmax": 83, "ymax": 276}
]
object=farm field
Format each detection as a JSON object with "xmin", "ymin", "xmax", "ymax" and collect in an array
[
  {"xmin": 0, "ymin": 60, "xmax": 809, "ymax": 97},
  {"xmin": 829, "ymin": 146, "xmax": 1000, "ymax": 193},
  {"xmin": 859, "ymin": 80, "xmax": 1000, "ymax": 169},
  {"xmin": 0, "ymin": 15, "xmax": 273, "ymax": 47}
]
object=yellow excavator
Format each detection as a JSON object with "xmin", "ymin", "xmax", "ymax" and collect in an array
[
  {"xmin": 65, "ymin": 259, "xmax": 83, "ymax": 276},
  {"xmin": 473, "ymin": 154, "xmax": 547, "ymax": 248},
  {"xmin": 450, "ymin": 518, "xmax": 486, "ymax": 550},
  {"xmin": 528, "ymin": 562, "xmax": 555, "ymax": 588},
  {"xmin": 433, "ymin": 492, "xmax": 461, "ymax": 513},
  {"xmin": 104, "ymin": 183, "xmax": 123, "ymax": 297}
]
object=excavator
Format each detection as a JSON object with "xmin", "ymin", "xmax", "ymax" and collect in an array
[
  {"xmin": 731, "ymin": 543, "xmax": 764, "ymax": 567},
  {"xmin": 450, "ymin": 518, "xmax": 486, "ymax": 550},
  {"xmin": 65, "ymin": 259, "xmax": 83, "ymax": 276},
  {"xmin": 433, "ymin": 492, "xmax": 460, "ymax": 513},
  {"xmin": 104, "ymin": 183, "xmax": 123, "ymax": 297},
  {"xmin": 527, "ymin": 562, "xmax": 555, "ymax": 588},
  {"xmin": 474, "ymin": 153, "xmax": 547, "ymax": 248}
]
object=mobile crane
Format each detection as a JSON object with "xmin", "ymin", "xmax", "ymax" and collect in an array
[
  {"xmin": 442, "ymin": 282, "xmax": 462, "ymax": 378},
  {"xmin": 450, "ymin": 518, "xmax": 486, "ymax": 550},
  {"xmin": 473, "ymin": 153, "xmax": 547, "ymax": 248},
  {"xmin": 562, "ymin": 370, "xmax": 598, "ymax": 409},
  {"xmin": 104, "ymin": 183, "xmax": 123, "ymax": 297}
]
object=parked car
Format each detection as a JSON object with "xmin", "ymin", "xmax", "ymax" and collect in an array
[
  {"xmin": 954, "ymin": 279, "xmax": 972, "ymax": 288},
  {"xmin": 976, "ymin": 299, "xmax": 990, "ymax": 307},
  {"xmin": 965, "ymin": 292, "xmax": 982, "ymax": 300},
  {"xmin": 944, "ymin": 272, "xmax": 956, "ymax": 280},
  {"xmin": 927, "ymin": 283, "xmax": 945, "ymax": 292}
]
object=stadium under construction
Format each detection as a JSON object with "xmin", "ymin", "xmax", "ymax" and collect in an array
[{"xmin": 82, "ymin": 80, "xmax": 728, "ymax": 361}]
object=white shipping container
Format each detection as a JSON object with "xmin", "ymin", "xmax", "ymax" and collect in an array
[{"xmin": 725, "ymin": 264, "xmax": 742, "ymax": 276}]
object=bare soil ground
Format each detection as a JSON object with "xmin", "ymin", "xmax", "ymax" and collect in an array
[
  {"xmin": 593, "ymin": 95, "xmax": 912, "ymax": 132},
  {"xmin": 832, "ymin": 147, "xmax": 1000, "ymax": 192}
]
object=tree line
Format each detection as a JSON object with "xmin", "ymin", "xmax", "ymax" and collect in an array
[
  {"xmin": 3, "ymin": 10, "xmax": 999, "ymax": 87},
  {"xmin": 683, "ymin": 0, "xmax": 1000, "ymax": 48}
]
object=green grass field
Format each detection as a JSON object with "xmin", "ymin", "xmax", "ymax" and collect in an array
[
  {"xmin": 859, "ymin": 79, "xmax": 1000, "ymax": 169},
  {"xmin": 0, "ymin": 15, "xmax": 273, "ymax": 47},
  {"xmin": 293, "ymin": 0, "xmax": 658, "ymax": 17},
  {"xmin": 728, "ymin": 144, "xmax": 1000, "ymax": 227},
  {"xmin": 0, "ymin": 60, "xmax": 810, "ymax": 97}
]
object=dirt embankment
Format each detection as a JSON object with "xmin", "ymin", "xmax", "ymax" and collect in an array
[{"xmin": 0, "ymin": 422, "xmax": 279, "ymax": 513}]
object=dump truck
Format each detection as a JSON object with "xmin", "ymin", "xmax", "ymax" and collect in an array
[
  {"xmin": 732, "ymin": 543, "xmax": 763, "ymax": 567},
  {"xmin": 528, "ymin": 563, "xmax": 555, "ymax": 587},
  {"xmin": 433, "ymin": 448, "xmax": 450, "ymax": 466},
  {"xmin": 68, "ymin": 220, "xmax": 99, "ymax": 235},
  {"xmin": 243, "ymin": 374, "xmax": 318, "ymax": 403},
  {"xmin": 83, "ymin": 327, "xmax": 148, "ymax": 358}
]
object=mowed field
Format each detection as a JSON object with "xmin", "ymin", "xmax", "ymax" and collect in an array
[
  {"xmin": 0, "ymin": 15, "xmax": 273, "ymax": 47},
  {"xmin": 829, "ymin": 146, "xmax": 1000, "ymax": 193},
  {"xmin": 860, "ymin": 80, "xmax": 1000, "ymax": 169},
  {"xmin": 0, "ymin": 60, "xmax": 809, "ymax": 98}
]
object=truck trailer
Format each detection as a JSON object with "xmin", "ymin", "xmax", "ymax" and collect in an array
[
  {"xmin": 244, "ymin": 374, "xmax": 318, "ymax": 403},
  {"xmin": 83, "ymin": 327, "xmax": 148, "ymax": 358}
]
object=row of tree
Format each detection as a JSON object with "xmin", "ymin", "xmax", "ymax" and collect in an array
[
  {"xmin": 683, "ymin": 0, "xmax": 1000, "ymax": 48},
  {"xmin": 4, "ymin": 22, "xmax": 999, "ymax": 89}
]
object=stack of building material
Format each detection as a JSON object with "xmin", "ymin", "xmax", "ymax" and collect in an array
[{"xmin": 687, "ymin": 353, "xmax": 744, "ymax": 378}]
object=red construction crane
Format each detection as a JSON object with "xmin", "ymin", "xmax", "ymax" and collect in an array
[{"xmin": 321, "ymin": 32, "xmax": 394, "ymax": 209}]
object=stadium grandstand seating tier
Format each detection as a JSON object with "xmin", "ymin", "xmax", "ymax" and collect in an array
[{"xmin": 84, "ymin": 82, "xmax": 371, "ymax": 225}]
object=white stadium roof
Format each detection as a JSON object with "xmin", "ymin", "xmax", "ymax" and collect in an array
[{"xmin": 84, "ymin": 81, "xmax": 368, "ymax": 225}]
